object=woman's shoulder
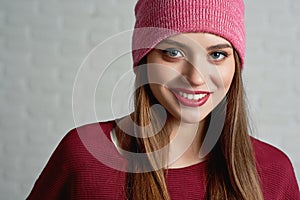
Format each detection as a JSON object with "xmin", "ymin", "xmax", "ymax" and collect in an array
[
  {"xmin": 250, "ymin": 136, "xmax": 296, "ymax": 175},
  {"xmin": 250, "ymin": 137, "xmax": 292, "ymax": 167},
  {"xmin": 40, "ymin": 120, "xmax": 121, "ymax": 175},
  {"xmin": 250, "ymin": 137, "xmax": 300, "ymax": 199},
  {"xmin": 27, "ymin": 120, "xmax": 127, "ymax": 199},
  {"xmin": 58, "ymin": 120, "xmax": 118, "ymax": 164},
  {"xmin": 58, "ymin": 121, "xmax": 115, "ymax": 153},
  {"xmin": 63, "ymin": 121, "xmax": 115, "ymax": 144}
]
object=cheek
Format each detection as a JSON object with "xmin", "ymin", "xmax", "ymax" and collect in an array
[
  {"xmin": 218, "ymin": 60, "xmax": 235, "ymax": 91},
  {"xmin": 147, "ymin": 63, "xmax": 181, "ymax": 86},
  {"xmin": 221, "ymin": 68, "xmax": 235, "ymax": 90}
]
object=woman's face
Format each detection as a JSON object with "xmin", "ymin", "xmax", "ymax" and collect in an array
[{"xmin": 146, "ymin": 32, "xmax": 235, "ymax": 124}]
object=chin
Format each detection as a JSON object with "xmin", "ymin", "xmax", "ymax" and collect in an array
[
  {"xmin": 179, "ymin": 116, "xmax": 204, "ymax": 124},
  {"xmin": 175, "ymin": 106, "xmax": 210, "ymax": 124},
  {"xmin": 175, "ymin": 111, "xmax": 207, "ymax": 124}
]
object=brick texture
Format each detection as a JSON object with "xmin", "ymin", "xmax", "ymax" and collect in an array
[{"xmin": 0, "ymin": 0, "xmax": 299, "ymax": 199}]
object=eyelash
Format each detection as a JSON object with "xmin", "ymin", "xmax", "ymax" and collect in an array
[
  {"xmin": 161, "ymin": 48, "xmax": 229, "ymax": 63},
  {"xmin": 208, "ymin": 51, "xmax": 228, "ymax": 62},
  {"xmin": 161, "ymin": 48, "xmax": 185, "ymax": 58}
]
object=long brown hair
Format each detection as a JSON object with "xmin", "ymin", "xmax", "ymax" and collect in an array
[{"xmin": 115, "ymin": 51, "xmax": 263, "ymax": 200}]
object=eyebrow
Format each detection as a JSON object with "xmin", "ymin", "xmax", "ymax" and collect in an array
[
  {"xmin": 159, "ymin": 39, "xmax": 232, "ymax": 51},
  {"xmin": 159, "ymin": 39, "xmax": 188, "ymax": 49},
  {"xmin": 206, "ymin": 44, "xmax": 232, "ymax": 51}
]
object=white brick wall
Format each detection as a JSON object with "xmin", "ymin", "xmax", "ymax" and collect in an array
[{"xmin": 0, "ymin": 0, "xmax": 299, "ymax": 199}]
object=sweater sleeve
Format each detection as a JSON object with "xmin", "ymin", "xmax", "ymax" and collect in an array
[{"xmin": 26, "ymin": 129, "xmax": 79, "ymax": 200}]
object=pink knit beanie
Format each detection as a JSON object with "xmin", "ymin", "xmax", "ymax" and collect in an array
[{"xmin": 132, "ymin": 0, "xmax": 245, "ymax": 67}]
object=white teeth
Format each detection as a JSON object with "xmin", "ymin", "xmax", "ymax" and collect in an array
[
  {"xmin": 178, "ymin": 91, "xmax": 207, "ymax": 101},
  {"xmin": 193, "ymin": 94, "xmax": 201, "ymax": 100}
]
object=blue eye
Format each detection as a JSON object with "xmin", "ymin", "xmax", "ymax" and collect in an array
[
  {"xmin": 162, "ymin": 48, "xmax": 184, "ymax": 58},
  {"xmin": 209, "ymin": 51, "xmax": 228, "ymax": 61}
]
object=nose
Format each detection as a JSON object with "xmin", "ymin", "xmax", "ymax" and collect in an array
[{"xmin": 181, "ymin": 62, "xmax": 205, "ymax": 87}]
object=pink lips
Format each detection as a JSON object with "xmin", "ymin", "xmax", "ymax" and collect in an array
[{"xmin": 171, "ymin": 88, "xmax": 211, "ymax": 107}]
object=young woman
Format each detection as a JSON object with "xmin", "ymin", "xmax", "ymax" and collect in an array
[{"xmin": 27, "ymin": 0, "xmax": 300, "ymax": 199}]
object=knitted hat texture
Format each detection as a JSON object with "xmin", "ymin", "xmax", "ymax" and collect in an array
[{"xmin": 132, "ymin": 0, "xmax": 245, "ymax": 67}]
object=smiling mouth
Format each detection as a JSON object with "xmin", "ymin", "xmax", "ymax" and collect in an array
[
  {"xmin": 171, "ymin": 88, "xmax": 211, "ymax": 107},
  {"xmin": 178, "ymin": 91, "xmax": 208, "ymax": 101}
]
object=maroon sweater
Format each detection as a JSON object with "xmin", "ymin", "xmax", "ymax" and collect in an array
[{"xmin": 27, "ymin": 121, "xmax": 300, "ymax": 200}]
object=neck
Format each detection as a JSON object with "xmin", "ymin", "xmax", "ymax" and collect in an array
[{"xmin": 167, "ymin": 118, "xmax": 207, "ymax": 169}]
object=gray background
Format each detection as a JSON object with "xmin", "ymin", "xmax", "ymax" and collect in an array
[{"xmin": 0, "ymin": 0, "xmax": 299, "ymax": 199}]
